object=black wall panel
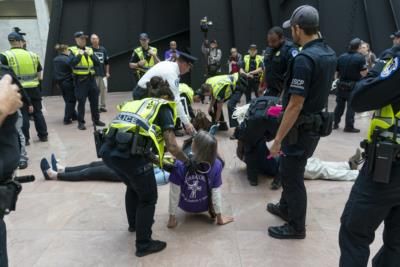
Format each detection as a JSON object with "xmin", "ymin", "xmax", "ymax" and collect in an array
[{"xmin": 44, "ymin": 0, "xmax": 400, "ymax": 95}]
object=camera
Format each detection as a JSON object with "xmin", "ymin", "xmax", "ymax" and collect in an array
[{"xmin": 200, "ymin": 16, "xmax": 213, "ymax": 33}]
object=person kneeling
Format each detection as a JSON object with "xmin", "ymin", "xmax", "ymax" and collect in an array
[{"xmin": 167, "ymin": 131, "xmax": 233, "ymax": 228}]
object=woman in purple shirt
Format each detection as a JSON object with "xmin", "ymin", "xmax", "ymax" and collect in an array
[{"xmin": 167, "ymin": 131, "xmax": 234, "ymax": 228}]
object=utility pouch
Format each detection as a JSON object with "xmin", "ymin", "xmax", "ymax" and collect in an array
[
  {"xmin": 115, "ymin": 131, "xmax": 133, "ymax": 153},
  {"xmin": 372, "ymin": 141, "xmax": 397, "ymax": 183},
  {"xmin": 319, "ymin": 111, "xmax": 334, "ymax": 137},
  {"xmin": 0, "ymin": 181, "xmax": 22, "ymax": 215},
  {"xmin": 94, "ymin": 128, "xmax": 107, "ymax": 158},
  {"xmin": 337, "ymin": 80, "xmax": 355, "ymax": 91}
]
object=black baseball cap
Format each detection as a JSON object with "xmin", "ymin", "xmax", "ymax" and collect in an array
[
  {"xmin": 283, "ymin": 5, "xmax": 319, "ymax": 29},
  {"xmin": 178, "ymin": 52, "xmax": 197, "ymax": 64},
  {"xmin": 390, "ymin": 31, "xmax": 400, "ymax": 39},
  {"xmin": 74, "ymin": 31, "xmax": 88, "ymax": 38},
  {"xmin": 8, "ymin": 32, "xmax": 23, "ymax": 42},
  {"xmin": 139, "ymin": 33, "xmax": 149, "ymax": 40}
]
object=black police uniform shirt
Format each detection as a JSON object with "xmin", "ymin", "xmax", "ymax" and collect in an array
[
  {"xmin": 130, "ymin": 47, "xmax": 152, "ymax": 65},
  {"xmin": 284, "ymin": 39, "xmax": 337, "ymax": 114},
  {"xmin": 91, "ymin": 46, "xmax": 109, "ymax": 77},
  {"xmin": 154, "ymin": 105, "xmax": 175, "ymax": 131},
  {"xmin": 264, "ymin": 40, "xmax": 298, "ymax": 91},
  {"xmin": 53, "ymin": 54, "xmax": 73, "ymax": 82},
  {"xmin": 337, "ymin": 51, "xmax": 367, "ymax": 82},
  {"xmin": 351, "ymin": 47, "xmax": 400, "ymax": 113}
]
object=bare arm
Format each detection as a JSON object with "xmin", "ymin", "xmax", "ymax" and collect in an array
[
  {"xmin": 105, "ymin": 64, "xmax": 110, "ymax": 76},
  {"xmin": 163, "ymin": 129, "xmax": 189, "ymax": 162},
  {"xmin": 215, "ymin": 101, "xmax": 224, "ymax": 122}
]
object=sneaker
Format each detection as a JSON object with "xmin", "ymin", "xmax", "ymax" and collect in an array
[
  {"xmin": 78, "ymin": 123, "xmax": 87, "ymax": 130},
  {"xmin": 51, "ymin": 154, "xmax": 58, "ymax": 172},
  {"xmin": 135, "ymin": 240, "xmax": 167, "ymax": 257},
  {"xmin": 344, "ymin": 127, "xmax": 360, "ymax": 133},
  {"xmin": 99, "ymin": 108, "xmax": 107, "ymax": 113},
  {"xmin": 348, "ymin": 148, "xmax": 362, "ymax": 170},
  {"xmin": 94, "ymin": 120, "xmax": 106, "ymax": 127},
  {"xmin": 40, "ymin": 158, "xmax": 52, "ymax": 180},
  {"xmin": 18, "ymin": 161, "xmax": 28, "ymax": 170}
]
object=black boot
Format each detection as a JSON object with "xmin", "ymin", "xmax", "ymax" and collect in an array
[{"xmin": 136, "ymin": 240, "xmax": 167, "ymax": 257}]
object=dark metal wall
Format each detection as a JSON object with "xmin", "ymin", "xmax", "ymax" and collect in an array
[{"xmin": 43, "ymin": 0, "xmax": 400, "ymax": 95}]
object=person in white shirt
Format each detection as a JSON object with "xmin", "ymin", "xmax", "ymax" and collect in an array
[{"xmin": 133, "ymin": 52, "xmax": 197, "ymax": 135}]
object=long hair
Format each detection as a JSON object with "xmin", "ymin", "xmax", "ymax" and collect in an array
[
  {"xmin": 192, "ymin": 130, "xmax": 218, "ymax": 165},
  {"xmin": 146, "ymin": 76, "xmax": 174, "ymax": 100}
]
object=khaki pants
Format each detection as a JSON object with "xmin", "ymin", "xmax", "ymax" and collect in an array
[{"xmin": 95, "ymin": 76, "xmax": 107, "ymax": 109}]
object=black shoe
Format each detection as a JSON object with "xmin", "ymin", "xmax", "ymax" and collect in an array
[
  {"xmin": 63, "ymin": 120, "xmax": 72, "ymax": 125},
  {"xmin": 344, "ymin": 127, "xmax": 360, "ymax": 133},
  {"xmin": 39, "ymin": 136, "xmax": 48, "ymax": 142},
  {"xmin": 40, "ymin": 158, "xmax": 52, "ymax": 180},
  {"xmin": 78, "ymin": 123, "xmax": 87, "ymax": 130},
  {"xmin": 229, "ymin": 134, "xmax": 236, "ymax": 140},
  {"xmin": 51, "ymin": 153, "xmax": 58, "ymax": 171},
  {"xmin": 94, "ymin": 120, "xmax": 106, "ymax": 127},
  {"xmin": 333, "ymin": 124, "xmax": 339, "ymax": 130},
  {"xmin": 19, "ymin": 161, "xmax": 28, "ymax": 170},
  {"xmin": 128, "ymin": 226, "xmax": 136, "ymax": 233},
  {"xmin": 174, "ymin": 130, "xmax": 184, "ymax": 137},
  {"xmin": 270, "ymin": 178, "xmax": 282, "ymax": 190},
  {"xmin": 266, "ymin": 203, "xmax": 289, "ymax": 222},
  {"xmin": 25, "ymin": 140, "xmax": 30, "ymax": 146},
  {"xmin": 99, "ymin": 108, "xmax": 107, "ymax": 113},
  {"xmin": 136, "ymin": 240, "xmax": 167, "ymax": 257},
  {"xmin": 268, "ymin": 224, "xmax": 306, "ymax": 239},
  {"xmin": 248, "ymin": 179, "xmax": 258, "ymax": 186},
  {"xmin": 218, "ymin": 122, "xmax": 229, "ymax": 131}
]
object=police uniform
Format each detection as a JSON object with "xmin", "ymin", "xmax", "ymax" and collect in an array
[
  {"xmin": 333, "ymin": 50, "xmax": 367, "ymax": 131},
  {"xmin": 241, "ymin": 53, "xmax": 264, "ymax": 103},
  {"xmin": 339, "ymin": 46, "xmax": 400, "ymax": 267},
  {"xmin": 53, "ymin": 52, "xmax": 77, "ymax": 124},
  {"xmin": 0, "ymin": 33, "xmax": 48, "ymax": 142},
  {"xmin": 130, "ymin": 45, "xmax": 158, "ymax": 80},
  {"xmin": 69, "ymin": 32, "xmax": 102, "ymax": 129},
  {"xmin": 205, "ymin": 73, "xmax": 241, "ymax": 128},
  {"xmin": 100, "ymin": 97, "xmax": 176, "ymax": 254},
  {"xmin": 264, "ymin": 40, "xmax": 298, "ymax": 97},
  {"xmin": 270, "ymin": 38, "xmax": 337, "ymax": 236}
]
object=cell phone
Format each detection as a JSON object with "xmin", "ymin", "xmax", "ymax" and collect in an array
[{"xmin": 373, "ymin": 141, "xmax": 394, "ymax": 183}]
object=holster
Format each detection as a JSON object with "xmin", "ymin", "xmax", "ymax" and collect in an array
[
  {"xmin": 0, "ymin": 180, "xmax": 22, "ymax": 216},
  {"xmin": 94, "ymin": 128, "xmax": 107, "ymax": 158},
  {"xmin": 337, "ymin": 80, "xmax": 355, "ymax": 91},
  {"xmin": 105, "ymin": 128, "xmax": 152, "ymax": 158}
]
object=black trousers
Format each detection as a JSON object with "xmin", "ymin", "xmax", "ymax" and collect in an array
[
  {"xmin": 279, "ymin": 131, "xmax": 320, "ymax": 231},
  {"xmin": 58, "ymin": 80, "xmax": 77, "ymax": 123},
  {"xmin": 0, "ymin": 217, "xmax": 7, "ymax": 267},
  {"xmin": 74, "ymin": 76, "xmax": 100, "ymax": 124},
  {"xmin": 244, "ymin": 79, "xmax": 260, "ymax": 103},
  {"xmin": 334, "ymin": 94, "xmax": 355, "ymax": 128},
  {"xmin": 339, "ymin": 163, "xmax": 400, "ymax": 267},
  {"xmin": 21, "ymin": 95, "xmax": 48, "ymax": 141},
  {"xmin": 58, "ymin": 161, "xmax": 121, "ymax": 182},
  {"xmin": 101, "ymin": 146, "xmax": 158, "ymax": 250},
  {"xmin": 227, "ymin": 90, "xmax": 243, "ymax": 128}
]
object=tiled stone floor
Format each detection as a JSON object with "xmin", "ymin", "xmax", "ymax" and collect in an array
[{"xmin": 8, "ymin": 92, "xmax": 382, "ymax": 267}]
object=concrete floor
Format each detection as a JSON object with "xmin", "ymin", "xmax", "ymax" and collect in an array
[{"xmin": 8, "ymin": 92, "xmax": 383, "ymax": 267}]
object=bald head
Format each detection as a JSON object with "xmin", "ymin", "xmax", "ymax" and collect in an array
[{"xmin": 170, "ymin": 41, "xmax": 177, "ymax": 50}]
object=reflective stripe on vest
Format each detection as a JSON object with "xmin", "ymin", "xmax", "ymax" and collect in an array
[
  {"xmin": 109, "ymin": 98, "xmax": 177, "ymax": 166},
  {"xmin": 244, "ymin": 55, "xmax": 263, "ymax": 73},
  {"xmin": 179, "ymin": 83, "xmax": 194, "ymax": 104},
  {"xmin": 69, "ymin": 46, "xmax": 95, "ymax": 75},
  {"xmin": 2, "ymin": 49, "xmax": 39, "ymax": 88},
  {"xmin": 133, "ymin": 46, "xmax": 157, "ymax": 74},
  {"xmin": 368, "ymin": 104, "xmax": 400, "ymax": 143},
  {"xmin": 206, "ymin": 73, "xmax": 238, "ymax": 101}
]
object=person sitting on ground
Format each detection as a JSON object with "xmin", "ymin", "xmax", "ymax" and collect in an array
[{"xmin": 167, "ymin": 130, "xmax": 233, "ymax": 228}]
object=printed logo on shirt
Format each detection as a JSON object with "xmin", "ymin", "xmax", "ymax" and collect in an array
[
  {"xmin": 380, "ymin": 57, "xmax": 399, "ymax": 79},
  {"xmin": 184, "ymin": 174, "xmax": 206, "ymax": 201},
  {"xmin": 94, "ymin": 51, "xmax": 105, "ymax": 64},
  {"xmin": 290, "ymin": 78, "xmax": 305, "ymax": 90}
]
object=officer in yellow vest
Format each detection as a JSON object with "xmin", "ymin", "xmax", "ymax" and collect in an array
[
  {"xmin": 339, "ymin": 45, "xmax": 400, "ymax": 266},
  {"xmin": 198, "ymin": 73, "xmax": 245, "ymax": 131},
  {"xmin": 100, "ymin": 77, "xmax": 190, "ymax": 257},
  {"xmin": 0, "ymin": 31, "xmax": 48, "ymax": 144},
  {"xmin": 179, "ymin": 83, "xmax": 195, "ymax": 119},
  {"xmin": 129, "ymin": 33, "xmax": 160, "ymax": 81},
  {"xmin": 240, "ymin": 44, "xmax": 264, "ymax": 103},
  {"xmin": 69, "ymin": 31, "xmax": 105, "ymax": 130}
]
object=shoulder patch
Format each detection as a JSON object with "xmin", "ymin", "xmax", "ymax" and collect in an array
[
  {"xmin": 380, "ymin": 57, "xmax": 399, "ymax": 79},
  {"xmin": 291, "ymin": 49, "xmax": 299, "ymax": 58}
]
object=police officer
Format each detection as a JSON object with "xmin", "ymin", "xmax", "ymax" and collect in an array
[
  {"xmin": 0, "ymin": 73, "xmax": 23, "ymax": 267},
  {"xmin": 378, "ymin": 30, "xmax": 400, "ymax": 59},
  {"xmin": 100, "ymin": 77, "xmax": 190, "ymax": 257},
  {"xmin": 266, "ymin": 5, "xmax": 337, "ymax": 239},
  {"xmin": 240, "ymin": 44, "xmax": 264, "ymax": 103},
  {"xmin": 199, "ymin": 73, "xmax": 244, "ymax": 131},
  {"xmin": 333, "ymin": 38, "xmax": 368, "ymax": 133},
  {"xmin": 129, "ymin": 33, "xmax": 160, "ymax": 81},
  {"xmin": 53, "ymin": 44, "xmax": 77, "ymax": 124},
  {"xmin": 264, "ymin": 26, "xmax": 298, "ymax": 97},
  {"xmin": 339, "ymin": 44, "xmax": 400, "ymax": 267},
  {"xmin": 0, "ymin": 31, "xmax": 48, "ymax": 144},
  {"xmin": 69, "ymin": 31, "xmax": 105, "ymax": 130}
]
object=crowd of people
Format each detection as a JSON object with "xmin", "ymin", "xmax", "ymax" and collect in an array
[{"xmin": 0, "ymin": 3, "xmax": 400, "ymax": 266}]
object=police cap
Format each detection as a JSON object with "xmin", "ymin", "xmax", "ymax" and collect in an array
[
  {"xmin": 178, "ymin": 52, "xmax": 197, "ymax": 64},
  {"xmin": 8, "ymin": 32, "xmax": 23, "ymax": 42},
  {"xmin": 249, "ymin": 44, "xmax": 257, "ymax": 50},
  {"xmin": 74, "ymin": 31, "xmax": 88, "ymax": 38},
  {"xmin": 139, "ymin": 33, "xmax": 149, "ymax": 40},
  {"xmin": 283, "ymin": 5, "xmax": 319, "ymax": 29}
]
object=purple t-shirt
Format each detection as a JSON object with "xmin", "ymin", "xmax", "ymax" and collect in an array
[{"xmin": 169, "ymin": 159, "xmax": 223, "ymax": 213}]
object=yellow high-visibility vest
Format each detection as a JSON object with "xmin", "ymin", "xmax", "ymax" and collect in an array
[
  {"xmin": 206, "ymin": 73, "xmax": 239, "ymax": 101},
  {"xmin": 69, "ymin": 46, "xmax": 95, "ymax": 75}
]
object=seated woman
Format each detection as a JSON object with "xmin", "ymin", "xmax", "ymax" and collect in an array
[{"xmin": 167, "ymin": 130, "xmax": 233, "ymax": 228}]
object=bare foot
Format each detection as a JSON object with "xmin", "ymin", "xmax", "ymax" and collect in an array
[
  {"xmin": 217, "ymin": 215, "xmax": 234, "ymax": 225},
  {"xmin": 167, "ymin": 215, "xmax": 178, "ymax": 228}
]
